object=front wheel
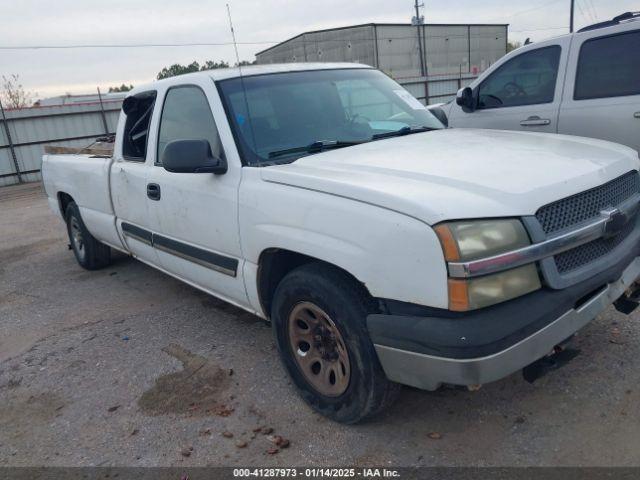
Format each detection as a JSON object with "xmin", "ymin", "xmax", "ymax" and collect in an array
[
  {"xmin": 271, "ymin": 263, "xmax": 400, "ymax": 423},
  {"xmin": 65, "ymin": 202, "xmax": 111, "ymax": 270}
]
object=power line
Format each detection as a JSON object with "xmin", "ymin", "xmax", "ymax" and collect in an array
[
  {"xmin": 0, "ymin": 25, "xmax": 575, "ymax": 52},
  {"xmin": 506, "ymin": 0, "xmax": 562, "ymax": 18},
  {"xmin": 0, "ymin": 32, "xmax": 557, "ymax": 51},
  {"xmin": 510, "ymin": 26, "xmax": 567, "ymax": 32},
  {"xmin": 586, "ymin": 0, "xmax": 599, "ymax": 21},
  {"xmin": 0, "ymin": 41, "xmax": 280, "ymax": 50},
  {"xmin": 584, "ymin": 0, "xmax": 599, "ymax": 22}
]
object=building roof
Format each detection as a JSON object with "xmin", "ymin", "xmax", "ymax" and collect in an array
[
  {"xmin": 128, "ymin": 62, "xmax": 371, "ymax": 96},
  {"xmin": 255, "ymin": 22, "xmax": 510, "ymax": 56}
]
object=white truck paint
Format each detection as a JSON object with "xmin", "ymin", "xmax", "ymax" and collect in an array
[
  {"xmin": 42, "ymin": 63, "xmax": 640, "ymax": 422},
  {"xmin": 441, "ymin": 14, "xmax": 640, "ymax": 153}
]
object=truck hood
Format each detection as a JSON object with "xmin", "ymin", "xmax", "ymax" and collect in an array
[{"xmin": 261, "ymin": 129, "xmax": 640, "ymax": 225}]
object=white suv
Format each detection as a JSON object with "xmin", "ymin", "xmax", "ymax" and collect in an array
[{"xmin": 441, "ymin": 12, "xmax": 640, "ymax": 153}]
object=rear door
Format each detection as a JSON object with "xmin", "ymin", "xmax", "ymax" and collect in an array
[
  {"xmin": 559, "ymin": 24, "xmax": 640, "ymax": 152},
  {"xmin": 449, "ymin": 37, "xmax": 571, "ymax": 133},
  {"xmin": 145, "ymin": 78, "xmax": 247, "ymax": 306},
  {"xmin": 110, "ymin": 91, "xmax": 159, "ymax": 265}
]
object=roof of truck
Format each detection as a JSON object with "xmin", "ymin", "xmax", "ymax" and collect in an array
[{"xmin": 129, "ymin": 63, "xmax": 372, "ymax": 95}]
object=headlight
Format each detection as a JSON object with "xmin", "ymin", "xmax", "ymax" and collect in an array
[
  {"xmin": 435, "ymin": 220, "xmax": 541, "ymax": 311},
  {"xmin": 434, "ymin": 219, "xmax": 531, "ymax": 261}
]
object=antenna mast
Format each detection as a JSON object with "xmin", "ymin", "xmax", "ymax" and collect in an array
[
  {"xmin": 225, "ymin": 3, "xmax": 257, "ymax": 154},
  {"xmin": 226, "ymin": 4, "xmax": 242, "ymax": 67}
]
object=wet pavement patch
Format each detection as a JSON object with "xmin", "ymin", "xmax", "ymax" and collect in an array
[
  {"xmin": 138, "ymin": 343, "xmax": 232, "ymax": 416},
  {"xmin": 0, "ymin": 392, "xmax": 67, "ymax": 429}
]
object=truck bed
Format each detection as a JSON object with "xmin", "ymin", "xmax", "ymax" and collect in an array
[{"xmin": 41, "ymin": 152, "xmax": 124, "ymax": 251}]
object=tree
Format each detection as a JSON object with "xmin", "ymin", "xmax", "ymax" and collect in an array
[
  {"xmin": 201, "ymin": 60, "xmax": 230, "ymax": 71},
  {"xmin": 1, "ymin": 74, "xmax": 35, "ymax": 109},
  {"xmin": 156, "ymin": 59, "xmax": 255, "ymax": 80},
  {"xmin": 108, "ymin": 84, "xmax": 134, "ymax": 93},
  {"xmin": 507, "ymin": 41, "xmax": 522, "ymax": 53}
]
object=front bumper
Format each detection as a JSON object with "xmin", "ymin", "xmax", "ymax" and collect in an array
[{"xmin": 369, "ymin": 256, "xmax": 640, "ymax": 391}]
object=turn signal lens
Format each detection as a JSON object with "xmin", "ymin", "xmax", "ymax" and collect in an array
[{"xmin": 434, "ymin": 224, "xmax": 460, "ymax": 261}]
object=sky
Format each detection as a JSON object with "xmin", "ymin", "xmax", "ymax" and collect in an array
[{"xmin": 1, "ymin": 0, "xmax": 637, "ymax": 100}]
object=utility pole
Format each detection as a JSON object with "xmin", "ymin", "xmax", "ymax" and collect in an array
[
  {"xmin": 570, "ymin": 0, "xmax": 575, "ymax": 32},
  {"xmin": 412, "ymin": 0, "xmax": 426, "ymax": 77}
]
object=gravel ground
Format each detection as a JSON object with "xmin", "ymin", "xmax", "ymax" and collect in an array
[{"xmin": 1, "ymin": 182, "xmax": 639, "ymax": 467}]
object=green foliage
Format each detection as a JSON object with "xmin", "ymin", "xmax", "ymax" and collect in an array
[
  {"xmin": 156, "ymin": 59, "xmax": 256, "ymax": 80},
  {"xmin": 108, "ymin": 84, "xmax": 134, "ymax": 93}
]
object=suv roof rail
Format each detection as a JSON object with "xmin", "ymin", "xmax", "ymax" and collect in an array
[{"xmin": 578, "ymin": 11, "xmax": 640, "ymax": 33}]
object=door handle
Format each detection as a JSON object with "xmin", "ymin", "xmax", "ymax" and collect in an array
[
  {"xmin": 147, "ymin": 183, "xmax": 161, "ymax": 201},
  {"xmin": 634, "ymin": 112, "xmax": 640, "ymax": 119},
  {"xmin": 520, "ymin": 116, "xmax": 551, "ymax": 127}
]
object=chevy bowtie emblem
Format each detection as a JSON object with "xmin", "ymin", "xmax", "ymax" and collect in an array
[{"xmin": 601, "ymin": 208, "xmax": 628, "ymax": 238}]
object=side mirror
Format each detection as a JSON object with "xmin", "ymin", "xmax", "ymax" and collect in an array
[
  {"xmin": 161, "ymin": 139, "xmax": 227, "ymax": 175},
  {"xmin": 456, "ymin": 87, "xmax": 476, "ymax": 112},
  {"xmin": 429, "ymin": 106, "xmax": 448, "ymax": 127}
]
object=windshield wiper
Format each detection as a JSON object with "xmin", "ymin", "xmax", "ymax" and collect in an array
[
  {"xmin": 268, "ymin": 140, "xmax": 364, "ymax": 159},
  {"xmin": 372, "ymin": 125, "xmax": 436, "ymax": 140}
]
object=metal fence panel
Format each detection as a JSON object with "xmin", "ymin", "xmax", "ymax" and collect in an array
[
  {"xmin": 401, "ymin": 81, "xmax": 426, "ymax": 101},
  {"xmin": 0, "ymin": 100, "xmax": 121, "ymax": 186}
]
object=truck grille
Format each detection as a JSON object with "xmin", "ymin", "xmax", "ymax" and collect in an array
[
  {"xmin": 554, "ymin": 220, "xmax": 635, "ymax": 273},
  {"xmin": 536, "ymin": 171, "xmax": 640, "ymax": 235},
  {"xmin": 535, "ymin": 171, "xmax": 640, "ymax": 275}
]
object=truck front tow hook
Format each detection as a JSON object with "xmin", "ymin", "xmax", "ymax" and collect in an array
[
  {"xmin": 522, "ymin": 345, "xmax": 581, "ymax": 384},
  {"xmin": 613, "ymin": 281, "xmax": 640, "ymax": 314}
]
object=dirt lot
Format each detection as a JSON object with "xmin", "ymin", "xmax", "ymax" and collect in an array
[{"xmin": 1, "ymin": 182, "xmax": 640, "ymax": 467}]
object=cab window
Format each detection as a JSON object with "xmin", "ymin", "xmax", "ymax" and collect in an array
[
  {"xmin": 477, "ymin": 46, "xmax": 561, "ymax": 109},
  {"xmin": 575, "ymin": 30, "xmax": 640, "ymax": 100},
  {"xmin": 156, "ymin": 85, "xmax": 224, "ymax": 165},
  {"xmin": 122, "ymin": 91, "xmax": 157, "ymax": 161}
]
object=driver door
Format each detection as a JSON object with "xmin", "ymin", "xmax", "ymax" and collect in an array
[{"xmin": 450, "ymin": 37, "xmax": 570, "ymax": 133}]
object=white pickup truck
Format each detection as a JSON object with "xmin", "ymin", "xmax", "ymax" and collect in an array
[{"xmin": 43, "ymin": 63, "xmax": 640, "ymax": 423}]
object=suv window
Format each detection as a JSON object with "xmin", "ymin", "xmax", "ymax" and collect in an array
[
  {"xmin": 477, "ymin": 46, "xmax": 561, "ymax": 109},
  {"xmin": 122, "ymin": 91, "xmax": 157, "ymax": 161},
  {"xmin": 157, "ymin": 85, "xmax": 224, "ymax": 164},
  {"xmin": 575, "ymin": 30, "xmax": 640, "ymax": 100}
]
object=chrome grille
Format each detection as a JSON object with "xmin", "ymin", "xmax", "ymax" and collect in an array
[
  {"xmin": 554, "ymin": 220, "xmax": 635, "ymax": 273},
  {"xmin": 536, "ymin": 171, "xmax": 640, "ymax": 235},
  {"xmin": 535, "ymin": 171, "xmax": 640, "ymax": 275}
]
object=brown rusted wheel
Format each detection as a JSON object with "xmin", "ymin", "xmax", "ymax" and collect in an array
[
  {"xmin": 288, "ymin": 302, "xmax": 350, "ymax": 397},
  {"xmin": 271, "ymin": 262, "xmax": 400, "ymax": 423}
]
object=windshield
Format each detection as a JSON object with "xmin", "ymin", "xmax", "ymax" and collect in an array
[{"xmin": 217, "ymin": 68, "xmax": 444, "ymax": 165}]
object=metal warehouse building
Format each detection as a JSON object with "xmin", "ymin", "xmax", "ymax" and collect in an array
[{"xmin": 255, "ymin": 23, "xmax": 508, "ymax": 104}]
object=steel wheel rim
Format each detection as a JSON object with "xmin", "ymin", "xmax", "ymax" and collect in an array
[
  {"xmin": 287, "ymin": 301, "xmax": 351, "ymax": 397},
  {"xmin": 70, "ymin": 216, "xmax": 86, "ymax": 261}
]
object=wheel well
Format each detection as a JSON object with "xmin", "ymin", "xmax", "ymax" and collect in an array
[
  {"xmin": 57, "ymin": 192, "xmax": 74, "ymax": 218},
  {"xmin": 257, "ymin": 248, "xmax": 371, "ymax": 318}
]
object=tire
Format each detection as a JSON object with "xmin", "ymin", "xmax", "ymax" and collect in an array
[
  {"xmin": 271, "ymin": 262, "xmax": 401, "ymax": 424},
  {"xmin": 65, "ymin": 201, "xmax": 111, "ymax": 270}
]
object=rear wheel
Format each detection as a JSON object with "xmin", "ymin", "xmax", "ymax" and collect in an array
[
  {"xmin": 65, "ymin": 202, "xmax": 111, "ymax": 270},
  {"xmin": 271, "ymin": 263, "xmax": 400, "ymax": 424}
]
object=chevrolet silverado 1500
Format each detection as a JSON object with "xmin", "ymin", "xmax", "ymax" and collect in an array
[{"xmin": 42, "ymin": 63, "xmax": 640, "ymax": 423}]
